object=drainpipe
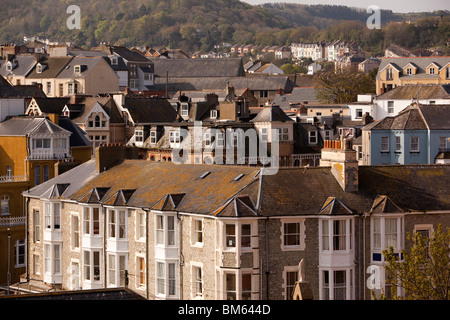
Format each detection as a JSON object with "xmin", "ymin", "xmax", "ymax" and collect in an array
[
  {"xmin": 144, "ymin": 208, "xmax": 150, "ymax": 300},
  {"xmin": 264, "ymin": 217, "xmax": 270, "ymax": 300},
  {"xmin": 177, "ymin": 211, "xmax": 184, "ymax": 300},
  {"xmin": 363, "ymin": 214, "xmax": 366, "ymax": 300},
  {"xmin": 102, "ymin": 205, "xmax": 107, "ymax": 289},
  {"xmin": 25, "ymin": 196, "xmax": 30, "ymax": 284}
]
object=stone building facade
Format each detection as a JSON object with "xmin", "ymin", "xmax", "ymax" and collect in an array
[{"xmin": 22, "ymin": 145, "xmax": 450, "ymax": 300}]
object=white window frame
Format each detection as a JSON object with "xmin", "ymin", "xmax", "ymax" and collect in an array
[
  {"xmin": 371, "ymin": 215, "xmax": 404, "ymax": 261},
  {"xmin": 281, "ymin": 219, "xmax": 305, "ymax": 251},
  {"xmin": 136, "ymin": 211, "xmax": 146, "ymax": 241},
  {"xmin": 155, "ymin": 214, "xmax": 177, "ymax": 247},
  {"xmin": 387, "ymin": 101, "xmax": 394, "ymax": 114},
  {"xmin": 395, "ymin": 136, "xmax": 401, "ymax": 152},
  {"xmin": 107, "ymin": 253, "xmax": 127, "ymax": 288},
  {"xmin": 260, "ymin": 127, "xmax": 268, "ymax": 142},
  {"xmin": 136, "ymin": 255, "xmax": 146, "ymax": 289},
  {"xmin": 33, "ymin": 209, "xmax": 40, "ymax": 242},
  {"xmin": 320, "ymin": 218, "xmax": 354, "ymax": 252},
  {"xmin": 135, "ymin": 130, "xmax": 144, "ymax": 142},
  {"xmin": 410, "ymin": 136, "xmax": 419, "ymax": 153},
  {"xmin": 191, "ymin": 262, "xmax": 204, "ymax": 299},
  {"xmin": 83, "ymin": 249, "xmax": 102, "ymax": 283},
  {"xmin": 150, "ymin": 131, "xmax": 157, "ymax": 144},
  {"xmin": 309, "ymin": 131, "xmax": 317, "ymax": 144},
  {"xmin": 107, "ymin": 208, "xmax": 127, "ymax": 240},
  {"xmin": 381, "ymin": 136, "xmax": 389, "ymax": 152},
  {"xmin": 320, "ymin": 268, "xmax": 354, "ymax": 300},
  {"xmin": 192, "ymin": 218, "xmax": 203, "ymax": 247},
  {"xmin": 71, "ymin": 213, "xmax": 80, "ymax": 250},
  {"xmin": 44, "ymin": 243, "xmax": 62, "ymax": 276},
  {"xmin": 82, "ymin": 206, "xmax": 101, "ymax": 236},
  {"xmin": 156, "ymin": 261, "xmax": 178, "ymax": 299},
  {"xmin": 43, "ymin": 201, "xmax": 61, "ymax": 230}
]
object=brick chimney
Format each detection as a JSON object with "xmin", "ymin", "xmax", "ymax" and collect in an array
[{"xmin": 320, "ymin": 138, "xmax": 358, "ymax": 192}]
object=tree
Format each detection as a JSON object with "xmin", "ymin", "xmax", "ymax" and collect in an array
[
  {"xmin": 382, "ymin": 224, "xmax": 450, "ymax": 300},
  {"xmin": 315, "ymin": 69, "xmax": 375, "ymax": 104}
]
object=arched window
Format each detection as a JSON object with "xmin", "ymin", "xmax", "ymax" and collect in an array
[
  {"xmin": 95, "ymin": 115, "xmax": 101, "ymax": 127},
  {"xmin": 1, "ymin": 195, "xmax": 10, "ymax": 215}
]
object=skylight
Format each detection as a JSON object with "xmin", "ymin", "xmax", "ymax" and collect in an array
[
  {"xmin": 199, "ymin": 172, "xmax": 211, "ymax": 179},
  {"xmin": 233, "ymin": 174, "xmax": 245, "ymax": 181}
]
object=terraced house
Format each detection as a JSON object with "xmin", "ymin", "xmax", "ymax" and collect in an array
[{"xmin": 22, "ymin": 143, "xmax": 450, "ymax": 300}]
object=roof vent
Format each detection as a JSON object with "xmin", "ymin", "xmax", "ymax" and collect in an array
[
  {"xmin": 233, "ymin": 174, "xmax": 245, "ymax": 181},
  {"xmin": 199, "ymin": 171, "xmax": 211, "ymax": 179}
]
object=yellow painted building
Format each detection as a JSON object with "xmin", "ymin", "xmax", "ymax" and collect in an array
[
  {"xmin": 376, "ymin": 56, "xmax": 450, "ymax": 95},
  {"xmin": 0, "ymin": 116, "xmax": 75, "ymax": 287}
]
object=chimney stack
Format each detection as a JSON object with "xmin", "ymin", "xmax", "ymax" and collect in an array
[{"xmin": 320, "ymin": 138, "xmax": 358, "ymax": 192}]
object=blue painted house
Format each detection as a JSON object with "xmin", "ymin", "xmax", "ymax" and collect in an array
[{"xmin": 362, "ymin": 104, "xmax": 450, "ymax": 165}]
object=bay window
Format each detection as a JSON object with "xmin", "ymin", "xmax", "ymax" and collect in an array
[
  {"xmin": 44, "ymin": 202, "xmax": 61, "ymax": 230},
  {"xmin": 320, "ymin": 218, "xmax": 354, "ymax": 252},
  {"xmin": 155, "ymin": 214, "xmax": 176, "ymax": 247},
  {"xmin": 107, "ymin": 209, "xmax": 127, "ymax": 239},
  {"xmin": 83, "ymin": 250, "xmax": 101, "ymax": 282},
  {"xmin": 371, "ymin": 215, "xmax": 403, "ymax": 262},
  {"xmin": 82, "ymin": 206, "xmax": 101, "ymax": 236},
  {"xmin": 156, "ymin": 261, "xmax": 177, "ymax": 298},
  {"xmin": 321, "ymin": 269, "xmax": 354, "ymax": 300},
  {"xmin": 108, "ymin": 254, "xmax": 127, "ymax": 287}
]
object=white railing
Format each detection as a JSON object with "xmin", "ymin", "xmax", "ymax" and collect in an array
[
  {"xmin": 0, "ymin": 216, "xmax": 26, "ymax": 227},
  {"xmin": 0, "ymin": 175, "xmax": 28, "ymax": 183},
  {"xmin": 28, "ymin": 149, "xmax": 70, "ymax": 160}
]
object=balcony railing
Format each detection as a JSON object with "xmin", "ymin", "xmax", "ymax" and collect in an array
[
  {"xmin": 0, "ymin": 216, "xmax": 26, "ymax": 227},
  {"xmin": 0, "ymin": 175, "xmax": 28, "ymax": 183},
  {"xmin": 28, "ymin": 149, "xmax": 71, "ymax": 160}
]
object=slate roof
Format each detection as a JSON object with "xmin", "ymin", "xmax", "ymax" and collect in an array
[
  {"xmin": 151, "ymin": 58, "xmax": 245, "ymax": 78},
  {"xmin": 272, "ymin": 87, "xmax": 319, "ymax": 110},
  {"xmin": 32, "ymin": 97, "xmax": 71, "ymax": 114},
  {"xmin": 111, "ymin": 46, "xmax": 150, "ymax": 63},
  {"xmin": 1, "ymin": 288, "xmax": 145, "ymax": 300},
  {"xmin": 23, "ymin": 160, "xmax": 450, "ymax": 217},
  {"xmin": 56, "ymin": 56, "xmax": 108, "ymax": 79},
  {"xmin": 0, "ymin": 117, "xmax": 70, "ymax": 137},
  {"xmin": 377, "ymin": 56, "xmax": 450, "ymax": 80},
  {"xmin": 58, "ymin": 116, "xmax": 91, "ymax": 147},
  {"xmin": 250, "ymin": 104, "xmax": 293, "ymax": 122},
  {"xmin": 377, "ymin": 84, "xmax": 450, "ymax": 100},
  {"xmin": 0, "ymin": 55, "xmax": 36, "ymax": 77},
  {"xmin": 366, "ymin": 104, "xmax": 450, "ymax": 130},
  {"xmin": 27, "ymin": 57, "xmax": 73, "ymax": 79},
  {"xmin": 153, "ymin": 76, "xmax": 295, "ymax": 93},
  {"xmin": 123, "ymin": 97, "xmax": 179, "ymax": 124}
]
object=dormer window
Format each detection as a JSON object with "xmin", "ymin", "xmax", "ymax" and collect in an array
[
  {"xmin": 111, "ymin": 57, "xmax": 118, "ymax": 65},
  {"xmin": 181, "ymin": 103, "xmax": 189, "ymax": 117},
  {"xmin": 406, "ymin": 68, "xmax": 412, "ymax": 75},
  {"xmin": 74, "ymin": 65, "xmax": 81, "ymax": 74},
  {"xmin": 210, "ymin": 110, "xmax": 218, "ymax": 119},
  {"xmin": 36, "ymin": 63, "xmax": 43, "ymax": 74},
  {"xmin": 429, "ymin": 67, "xmax": 435, "ymax": 75},
  {"xmin": 6, "ymin": 61, "xmax": 12, "ymax": 72},
  {"xmin": 150, "ymin": 131, "xmax": 157, "ymax": 144}
]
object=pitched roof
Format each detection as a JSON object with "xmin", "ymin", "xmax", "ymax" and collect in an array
[
  {"xmin": 367, "ymin": 103, "xmax": 450, "ymax": 130},
  {"xmin": 250, "ymin": 104, "xmax": 293, "ymax": 122},
  {"xmin": 23, "ymin": 160, "xmax": 450, "ymax": 216},
  {"xmin": 151, "ymin": 58, "xmax": 245, "ymax": 78},
  {"xmin": 377, "ymin": 84, "xmax": 450, "ymax": 100},
  {"xmin": 0, "ymin": 117, "xmax": 70, "ymax": 136},
  {"xmin": 56, "ymin": 56, "xmax": 110, "ymax": 79},
  {"xmin": 123, "ymin": 97, "xmax": 178, "ymax": 123},
  {"xmin": 27, "ymin": 57, "xmax": 73, "ymax": 79},
  {"xmin": 0, "ymin": 55, "xmax": 37, "ymax": 77},
  {"xmin": 111, "ymin": 46, "xmax": 150, "ymax": 63},
  {"xmin": 32, "ymin": 97, "xmax": 71, "ymax": 114},
  {"xmin": 377, "ymin": 56, "xmax": 450, "ymax": 80}
]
